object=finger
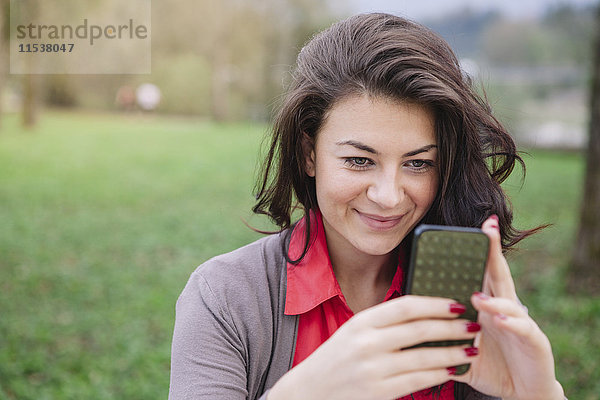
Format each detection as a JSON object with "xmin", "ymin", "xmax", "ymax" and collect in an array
[
  {"xmin": 379, "ymin": 345, "xmax": 479, "ymax": 376},
  {"xmin": 379, "ymin": 367, "xmax": 457, "ymax": 399},
  {"xmin": 490, "ymin": 312, "xmax": 540, "ymax": 339},
  {"xmin": 356, "ymin": 295, "xmax": 465, "ymax": 328},
  {"xmin": 471, "ymin": 292, "xmax": 528, "ymax": 319},
  {"xmin": 481, "ymin": 216, "xmax": 517, "ymax": 300},
  {"xmin": 375, "ymin": 319, "xmax": 479, "ymax": 351}
]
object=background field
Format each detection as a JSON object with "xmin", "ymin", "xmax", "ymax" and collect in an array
[{"xmin": 0, "ymin": 111, "xmax": 598, "ymax": 399}]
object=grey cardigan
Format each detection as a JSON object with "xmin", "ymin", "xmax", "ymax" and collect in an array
[{"xmin": 169, "ymin": 232, "xmax": 499, "ymax": 400}]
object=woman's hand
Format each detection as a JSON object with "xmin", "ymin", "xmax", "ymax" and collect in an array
[
  {"xmin": 268, "ymin": 295, "xmax": 480, "ymax": 400},
  {"xmin": 453, "ymin": 216, "xmax": 565, "ymax": 400}
]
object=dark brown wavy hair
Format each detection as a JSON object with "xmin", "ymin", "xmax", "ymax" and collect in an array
[{"xmin": 253, "ymin": 13, "xmax": 540, "ymax": 263}]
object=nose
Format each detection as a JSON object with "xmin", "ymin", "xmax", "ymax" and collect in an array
[{"xmin": 366, "ymin": 168, "xmax": 404, "ymax": 209}]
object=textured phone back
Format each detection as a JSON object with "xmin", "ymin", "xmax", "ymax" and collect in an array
[
  {"xmin": 405, "ymin": 226, "xmax": 489, "ymax": 375},
  {"xmin": 411, "ymin": 229, "xmax": 488, "ymax": 322}
]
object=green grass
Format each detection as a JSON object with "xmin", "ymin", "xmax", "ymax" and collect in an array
[
  {"xmin": 0, "ymin": 111, "xmax": 598, "ymax": 399},
  {"xmin": 0, "ymin": 112, "xmax": 267, "ymax": 399},
  {"xmin": 503, "ymin": 150, "xmax": 600, "ymax": 399}
]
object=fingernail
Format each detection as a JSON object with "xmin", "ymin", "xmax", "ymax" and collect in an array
[
  {"xmin": 474, "ymin": 292, "xmax": 489, "ymax": 300},
  {"xmin": 466, "ymin": 322, "xmax": 481, "ymax": 332},
  {"xmin": 449, "ymin": 303, "xmax": 467, "ymax": 314},
  {"xmin": 488, "ymin": 215, "xmax": 499, "ymax": 231},
  {"xmin": 497, "ymin": 313, "xmax": 508, "ymax": 320},
  {"xmin": 464, "ymin": 347, "xmax": 479, "ymax": 357},
  {"xmin": 447, "ymin": 366, "xmax": 457, "ymax": 375}
]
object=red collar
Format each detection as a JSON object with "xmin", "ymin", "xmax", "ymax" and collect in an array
[{"xmin": 284, "ymin": 210, "xmax": 404, "ymax": 315}]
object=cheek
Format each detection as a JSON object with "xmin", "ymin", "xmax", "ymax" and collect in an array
[
  {"xmin": 316, "ymin": 171, "xmax": 366, "ymax": 206},
  {"xmin": 314, "ymin": 161, "xmax": 367, "ymax": 209},
  {"xmin": 411, "ymin": 175, "xmax": 439, "ymax": 209}
]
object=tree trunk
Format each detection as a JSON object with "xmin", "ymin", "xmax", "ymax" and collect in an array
[
  {"xmin": 210, "ymin": 42, "xmax": 229, "ymax": 122},
  {"xmin": 568, "ymin": 6, "xmax": 600, "ymax": 295},
  {"xmin": 20, "ymin": 0, "xmax": 39, "ymax": 128},
  {"xmin": 22, "ymin": 70, "xmax": 38, "ymax": 128},
  {"xmin": 0, "ymin": 0, "xmax": 8, "ymax": 130}
]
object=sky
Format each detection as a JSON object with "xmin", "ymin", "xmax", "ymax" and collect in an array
[{"xmin": 349, "ymin": 0, "xmax": 599, "ymax": 20}]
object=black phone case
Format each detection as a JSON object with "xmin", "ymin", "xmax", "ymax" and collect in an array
[{"xmin": 404, "ymin": 224, "xmax": 489, "ymax": 375}]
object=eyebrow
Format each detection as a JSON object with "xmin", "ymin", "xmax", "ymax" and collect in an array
[
  {"xmin": 336, "ymin": 140, "xmax": 437, "ymax": 157},
  {"xmin": 336, "ymin": 140, "xmax": 378, "ymax": 154},
  {"xmin": 404, "ymin": 144, "xmax": 438, "ymax": 157}
]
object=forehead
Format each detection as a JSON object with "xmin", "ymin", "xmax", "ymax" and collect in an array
[{"xmin": 316, "ymin": 95, "xmax": 436, "ymax": 150}]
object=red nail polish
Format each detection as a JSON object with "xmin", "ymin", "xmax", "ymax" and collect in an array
[
  {"xmin": 474, "ymin": 292, "xmax": 489, "ymax": 300},
  {"xmin": 447, "ymin": 366, "xmax": 457, "ymax": 375},
  {"xmin": 464, "ymin": 347, "xmax": 479, "ymax": 357},
  {"xmin": 449, "ymin": 303, "xmax": 467, "ymax": 314},
  {"xmin": 466, "ymin": 322, "xmax": 481, "ymax": 332},
  {"xmin": 490, "ymin": 214, "xmax": 499, "ymax": 222}
]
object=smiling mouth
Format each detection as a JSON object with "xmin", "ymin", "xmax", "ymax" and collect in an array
[{"xmin": 356, "ymin": 211, "xmax": 405, "ymax": 230}]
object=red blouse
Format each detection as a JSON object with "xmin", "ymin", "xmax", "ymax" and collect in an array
[{"xmin": 284, "ymin": 211, "xmax": 454, "ymax": 400}]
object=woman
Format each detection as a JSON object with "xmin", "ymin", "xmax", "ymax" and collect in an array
[{"xmin": 169, "ymin": 13, "xmax": 566, "ymax": 400}]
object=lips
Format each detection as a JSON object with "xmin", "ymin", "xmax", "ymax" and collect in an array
[{"xmin": 356, "ymin": 210, "xmax": 405, "ymax": 230}]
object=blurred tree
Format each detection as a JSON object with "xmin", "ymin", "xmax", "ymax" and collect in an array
[
  {"xmin": 150, "ymin": 0, "xmax": 338, "ymax": 120},
  {"xmin": 481, "ymin": 5, "xmax": 595, "ymax": 67},
  {"xmin": 252, "ymin": 0, "xmax": 339, "ymax": 119},
  {"xmin": 22, "ymin": 74, "xmax": 37, "ymax": 127},
  {"xmin": 152, "ymin": 0, "xmax": 263, "ymax": 119},
  {"xmin": 0, "ymin": 0, "xmax": 8, "ymax": 130},
  {"xmin": 426, "ymin": 8, "xmax": 501, "ymax": 59},
  {"xmin": 483, "ymin": 21, "xmax": 556, "ymax": 66},
  {"xmin": 0, "ymin": 0, "xmax": 341, "ymax": 119},
  {"xmin": 569, "ymin": 6, "xmax": 600, "ymax": 295},
  {"xmin": 20, "ymin": 0, "xmax": 38, "ymax": 127},
  {"xmin": 542, "ymin": 4, "xmax": 597, "ymax": 67},
  {"xmin": 44, "ymin": 75, "xmax": 77, "ymax": 108}
]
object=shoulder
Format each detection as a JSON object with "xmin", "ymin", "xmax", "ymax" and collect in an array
[
  {"xmin": 179, "ymin": 232, "xmax": 289, "ymax": 323},
  {"xmin": 191, "ymin": 231, "xmax": 288, "ymax": 289},
  {"xmin": 170, "ymin": 232, "xmax": 292, "ymax": 399}
]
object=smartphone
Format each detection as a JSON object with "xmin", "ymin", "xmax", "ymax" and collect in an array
[{"xmin": 403, "ymin": 224, "xmax": 489, "ymax": 375}]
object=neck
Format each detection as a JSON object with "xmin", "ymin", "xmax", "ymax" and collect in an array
[{"xmin": 328, "ymin": 243, "xmax": 398, "ymax": 314}]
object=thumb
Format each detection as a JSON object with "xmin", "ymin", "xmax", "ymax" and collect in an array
[{"xmin": 481, "ymin": 215, "xmax": 517, "ymax": 300}]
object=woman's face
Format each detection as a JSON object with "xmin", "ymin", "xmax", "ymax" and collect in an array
[{"xmin": 305, "ymin": 94, "xmax": 438, "ymax": 259}]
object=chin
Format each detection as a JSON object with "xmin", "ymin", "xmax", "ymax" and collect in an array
[{"xmin": 353, "ymin": 237, "xmax": 400, "ymax": 257}]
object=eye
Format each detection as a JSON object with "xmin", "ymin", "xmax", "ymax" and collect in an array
[
  {"xmin": 405, "ymin": 159, "xmax": 434, "ymax": 172},
  {"xmin": 344, "ymin": 157, "xmax": 373, "ymax": 170},
  {"xmin": 352, "ymin": 157, "xmax": 368, "ymax": 166}
]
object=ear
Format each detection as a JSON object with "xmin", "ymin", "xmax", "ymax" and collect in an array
[{"xmin": 301, "ymin": 132, "xmax": 316, "ymax": 177}]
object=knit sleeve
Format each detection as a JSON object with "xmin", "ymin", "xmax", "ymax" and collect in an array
[{"xmin": 168, "ymin": 271, "xmax": 249, "ymax": 399}]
